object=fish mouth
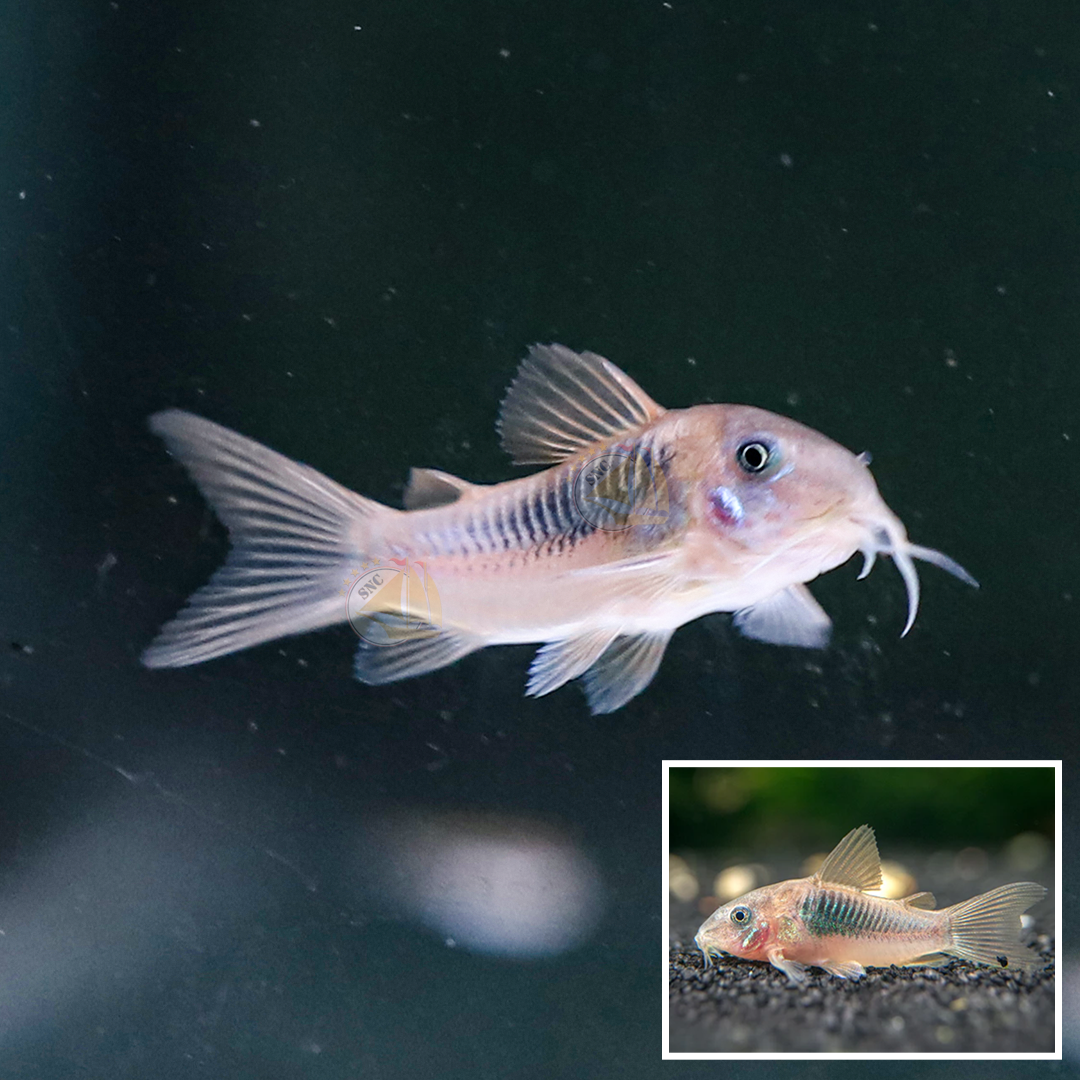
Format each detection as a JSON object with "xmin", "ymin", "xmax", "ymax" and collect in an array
[
  {"xmin": 855, "ymin": 516, "xmax": 979, "ymax": 636},
  {"xmin": 694, "ymin": 931, "xmax": 724, "ymax": 969}
]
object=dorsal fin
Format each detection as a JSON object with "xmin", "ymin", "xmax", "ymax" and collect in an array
[
  {"xmin": 497, "ymin": 344, "xmax": 665, "ymax": 465},
  {"xmin": 813, "ymin": 825, "xmax": 882, "ymax": 892},
  {"xmin": 900, "ymin": 891, "xmax": 937, "ymax": 910},
  {"xmin": 403, "ymin": 467, "xmax": 482, "ymax": 510}
]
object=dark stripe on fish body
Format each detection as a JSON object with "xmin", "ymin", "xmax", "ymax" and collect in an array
[
  {"xmin": 802, "ymin": 890, "xmax": 902, "ymax": 939},
  {"xmin": 512, "ymin": 496, "xmax": 532, "ymax": 548},
  {"xmin": 802, "ymin": 890, "xmax": 864, "ymax": 938},
  {"xmin": 522, "ymin": 489, "xmax": 541, "ymax": 545},
  {"xmin": 487, "ymin": 502, "xmax": 509, "ymax": 552},
  {"xmin": 495, "ymin": 500, "xmax": 515, "ymax": 550}
]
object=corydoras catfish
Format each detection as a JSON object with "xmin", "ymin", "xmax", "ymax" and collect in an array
[
  {"xmin": 695, "ymin": 824, "xmax": 1046, "ymax": 981},
  {"xmin": 143, "ymin": 344, "xmax": 976, "ymax": 713}
]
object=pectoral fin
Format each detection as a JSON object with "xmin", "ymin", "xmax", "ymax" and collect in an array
[
  {"xmin": 580, "ymin": 631, "xmax": 673, "ymax": 714},
  {"xmin": 732, "ymin": 584, "xmax": 832, "ymax": 649},
  {"xmin": 767, "ymin": 949, "xmax": 807, "ymax": 984}
]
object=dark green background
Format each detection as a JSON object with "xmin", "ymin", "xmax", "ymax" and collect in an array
[
  {"xmin": 1, "ymin": 0, "xmax": 1076, "ymax": 1076},
  {"xmin": 670, "ymin": 765, "xmax": 1055, "ymax": 852}
]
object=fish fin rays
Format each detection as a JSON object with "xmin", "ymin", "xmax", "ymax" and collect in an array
[
  {"xmin": 766, "ymin": 950, "xmax": 807, "ymax": 984},
  {"xmin": 819, "ymin": 959, "xmax": 866, "ymax": 979},
  {"xmin": 353, "ymin": 625, "xmax": 485, "ymax": 684},
  {"xmin": 942, "ymin": 881, "xmax": 1047, "ymax": 970},
  {"xmin": 142, "ymin": 410, "xmax": 381, "ymax": 668},
  {"xmin": 813, "ymin": 825, "xmax": 883, "ymax": 892},
  {"xmin": 900, "ymin": 891, "xmax": 937, "ymax": 910},
  {"xmin": 902, "ymin": 952, "xmax": 953, "ymax": 968},
  {"xmin": 403, "ymin": 467, "xmax": 483, "ymax": 510},
  {"xmin": 733, "ymin": 584, "xmax": 832, "ymax": 648},
  {"xmin": 526, "ymin": 630, "xmax": 618, "ymax": 698},
  {"xmin": 580, "ymin": 630, "xmax": 673, "ymax": 715},
  {"xmin": 497, "ymin": 344, "xmax": 665, "ymax": 465}
]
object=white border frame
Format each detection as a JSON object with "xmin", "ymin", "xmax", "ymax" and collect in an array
[{"xmin": 662, "ymin": 759, "xmax": 1062, "ymax": 1060}]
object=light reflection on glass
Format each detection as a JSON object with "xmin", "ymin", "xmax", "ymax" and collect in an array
[{"xmin": 361, "ymin": 810, "xmax": 604, "ymax": 959}]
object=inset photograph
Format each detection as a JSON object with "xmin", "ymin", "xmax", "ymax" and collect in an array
[{"xmin": 664, "ymin": 762, "xmax": 1058, "ymax": 1058}]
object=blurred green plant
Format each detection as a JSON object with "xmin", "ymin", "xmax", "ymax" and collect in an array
[{"xmin": 669, "ymin": 766, "xmax": 1054, "ymax": 852}]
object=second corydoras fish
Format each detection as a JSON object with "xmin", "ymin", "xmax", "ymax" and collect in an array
[
  {"xmin": 144, "ymin": 345, "xmax": 975, "ymax": 712},
  {"xmin": 695, "ymin": 825, "xmax": 1046, "ymax": 982}
]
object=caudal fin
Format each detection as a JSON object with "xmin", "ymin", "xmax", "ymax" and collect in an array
[
  {"xmin": 945, "ymin": 881, "xmax": 1047, "ymax": 970},
  {"xmin": 143, "ymin": 410, "xmax": 387, "ymax": 668}
]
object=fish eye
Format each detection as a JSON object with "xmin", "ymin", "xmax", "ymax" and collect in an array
[
  {"xmin": 730, "ymin": 906, "xmax": 752, "ymax": 925},
  {"xmin": 736, "ymin": 441, "xmax": 773, "ymax": 474}
]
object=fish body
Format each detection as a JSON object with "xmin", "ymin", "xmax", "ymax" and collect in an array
[
  {"xmin": 143, "ymin": 344, "xmax": 975, "ymax": 713},
  {"xmin": 694, "ymin": 824, "xmax": 1046, "ymax": 981}
]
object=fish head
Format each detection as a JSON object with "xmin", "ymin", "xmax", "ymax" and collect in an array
[
  {"xmin": 683, "ymin": 404, "xmax": 977, "ymax": 630},
  {"xmin": 694, "ymin": 885, "xmax": 779, "ymax": 966}
]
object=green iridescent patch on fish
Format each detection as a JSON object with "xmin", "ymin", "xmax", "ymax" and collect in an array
[{"xmin": 800, "ymin": 890, "xmax": 875, "ymax": 938}]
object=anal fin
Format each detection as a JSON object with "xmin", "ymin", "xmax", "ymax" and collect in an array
[{"xmin": 353, "ymin": 626, "xmax": 484, "ymax": 685}]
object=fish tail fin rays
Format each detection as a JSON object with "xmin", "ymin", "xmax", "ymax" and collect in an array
[
  {"xmin": 142, "ymin": 409, "xmax": 386, "ymax": 668},
  {"xmin": 497, "ymin": 344, "xmax": 665, "ymax": 466},
  {"xmin": 579, "ymin": 630, "xmax": 673, "ymax": 715},
  {"xmin": 943, "ymin": 881, "xmax": 1047, "ymax": 970}
]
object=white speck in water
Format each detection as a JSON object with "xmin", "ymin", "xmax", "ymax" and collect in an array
[{"xmin": 779, "ymin": 153, "xmax": 794, "ymax": 168}]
